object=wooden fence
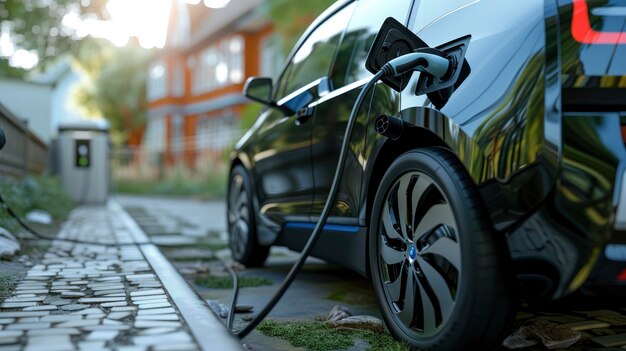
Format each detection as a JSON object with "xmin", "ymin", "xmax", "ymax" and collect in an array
[{"xmin": 0, "ymin": 102, "xmax": 48, "ymax": 177}]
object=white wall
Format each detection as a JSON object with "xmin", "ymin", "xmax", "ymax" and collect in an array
[
  {"xmin": 0, "ymin": 78, "xmax": 52, "ymax": 142},
  {"xmin": 50, "ymin": 70, "xmax": 85, "ymax": 137}
]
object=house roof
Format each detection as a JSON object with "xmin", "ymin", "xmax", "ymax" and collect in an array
[
  {"xmin": 28, "ymin": 55, "xmax": 73, "ymax": 86},
  {"xmin": 167, "ymin": 0, "xmax": 267, "ymax": 54}
]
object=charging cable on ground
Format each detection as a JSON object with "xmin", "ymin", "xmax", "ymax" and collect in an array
[{"xmin": 0, "ymin": 192, "xmax": 151, "ymax": 246}]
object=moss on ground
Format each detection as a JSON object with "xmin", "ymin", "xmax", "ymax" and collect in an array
[
  {"xmin": 205, "ymin": 230, "xmax": 226, "ymax": 239},
  {"xmin": 147, "ymin": 238, "xmax": 229, "ymax": 251},
  {"xmin": 19, "ymin": 243, "xmax": 51, "ymax": 256},
  {"xmin": 257, "ymin": 320, "xmax": 409, "ymax": 351},
  {"xmin": 198, "ymin": 242, "xmax": 229, "ymax": 251},
  {"xmin": 168, "ymin": 255, "xmax": 217, "ymax": 262},
  {"xmin": 326, "ymin": 290, "xmax": 377, "ymax": 306},
  {"xmin": 195, "ymin": 275, "xmax": 272, "ymax": 289}
]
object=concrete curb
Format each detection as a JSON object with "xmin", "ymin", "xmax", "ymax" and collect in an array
[{"xmin": 110, "ymin": 200, "xmax": 242, "ymax": 351}]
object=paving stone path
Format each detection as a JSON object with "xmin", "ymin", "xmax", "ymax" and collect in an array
[{"xmin": 0, "ymin": 206, "xmax": 201, "ymax": 351}]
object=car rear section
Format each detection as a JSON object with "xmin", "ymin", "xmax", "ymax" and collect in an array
[{"xmin": 555, "ymin": 0, "xmax": 626, "ymax": 293}]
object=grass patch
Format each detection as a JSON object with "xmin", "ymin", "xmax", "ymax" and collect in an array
[
  {"xmin": 162, "ymin": 241, "xmax": 228, "ymax": 251},
  {"xmin": 149, "ymin": 239, "xmax": 228, "ymax": 250},
  {"xmin": 114, "ymin": 173, "xmax": 227, "ymax": 200},
  {"xmin": 326, "ymin": 290, "xmax": 377, "ymax": 306},
  {"xmin": 195, "ymin": 275, "xmax": 272, "ymax": 289},
  {"xmin": 199, "ymin": 242, "xmax": 229, "ymax": 251},
  {"xmin": 19, "ymin": 243, "xmax": 51, "ymax": 257},
  {"xmin": 160, "ymin": 246, "xmax": 220, "ymax": 261},
  {"xmin": 206, "ymin": 230, "xmax": 225, "ymax": 238},
  {"xmin": 170, "ymin": 255, "xmax": 217, "ymax": 262},
  {"xmin": 0, "ymin": 176, "xmax": 73, "ymax": 234},
  {"xmin": 0, "ymin": 273, "xmax": 17, "ymax": 301},
  {"xmin": 258, "ymin": 320, "xmax": 409, "ymax": 351}
]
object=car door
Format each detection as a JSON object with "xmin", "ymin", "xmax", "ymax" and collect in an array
[
  {"xmin": 310, "ymin": 0, "xmax": 414, "ymax": 224},
  {"xmin": 250, "ymin": 3, "xmax": 355, "ymax": 225}
]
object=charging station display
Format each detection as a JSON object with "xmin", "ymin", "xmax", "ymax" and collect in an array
[{"xmin": 75, "ymin": 139, "xmax": 91, "ymax": 168}]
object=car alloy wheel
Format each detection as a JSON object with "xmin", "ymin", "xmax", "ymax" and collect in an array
[
  {"xmin": 369, "ymin": 148, "xmax": 516, "ymax": 350},
  {"xmin": 227, "ymin": 165, "xmax": 270, "ymax": 267},
  {"xmin": 228, "ymin": 172, "xmax": 249, "ymax": 260},
  {"xmin": 377, "ymin": 171, "xmax": 460, "ymax": 337}
]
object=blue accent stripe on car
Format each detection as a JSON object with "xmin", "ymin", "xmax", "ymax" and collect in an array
[{"xmin": 284, "ymin": 222, "xmax": 360, "ymax": 233}]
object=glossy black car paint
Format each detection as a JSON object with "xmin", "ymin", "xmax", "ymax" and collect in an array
[{"xmin": 231, "ymin": 0, "xmax": 626, "ymax": 299}]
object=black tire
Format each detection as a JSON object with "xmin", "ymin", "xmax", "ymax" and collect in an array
[
  {"xmin": 368, "ymin": 147, "xmax": 517, "ymax": 350},
  {"xmin": 228, "ymin": 165, "xmax": 270, "ymax": 267}
]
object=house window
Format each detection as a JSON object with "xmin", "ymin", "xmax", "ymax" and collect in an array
[
  {"xmin": 172, "ymin": 59, "xmax": 185, "ymax": 97},
  {"xmin": 192, "ymin": 35, "xmax": 245, "ymax": 94},
  {"xmin": 144, "ymin": 116, "xmax": 166, "ymax": 153},
  {"xmin": 171, "ymin": 114, "xmax": 184, "ymax": 154},
  {"xmin": 148, "ymin": 60, "xmax": 167, "ymax": 100},
  {"xmin": 196, "ymin": 114, "xmax": 241, "ymax": 150},
  {"xmin": 229, "ymin": 36, "xmax": 244, "ymax": 83}
]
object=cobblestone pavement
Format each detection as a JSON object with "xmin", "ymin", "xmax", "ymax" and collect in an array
[{"xmin": 0, "ymin": 202, "xmax": 239, "ymax": 351}]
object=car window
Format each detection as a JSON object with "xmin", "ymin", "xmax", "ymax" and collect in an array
[
  {"xmin": 330, "ymin": 0, "xmax": 414, "ymax": 88},
  {"xmin": 275, "ymin": 3, "xmax": 356, "ymax": 99}
]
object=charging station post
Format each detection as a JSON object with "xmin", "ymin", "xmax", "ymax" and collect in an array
[{"xmin": 57, "ymin": 120, "xmax": 110, "ymax": 205}]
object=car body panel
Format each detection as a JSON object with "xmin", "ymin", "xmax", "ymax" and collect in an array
[
  {"xmin": 399, "ymin": 0, "xmax": 550, "ymax": 231},
  {"xmin": 231, "ymin": 0, "xmax": 626, "ymax": 298}
]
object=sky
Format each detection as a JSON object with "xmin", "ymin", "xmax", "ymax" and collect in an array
[{"xmin": 1, "ymin": 0, "xmax": 232, "ymax": 70}]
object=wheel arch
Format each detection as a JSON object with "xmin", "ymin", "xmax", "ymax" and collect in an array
[
  {"xmin": 229, "ymin": 151, "xmax": 256, "ymax": 203},
  {"xmin": 365, "ymin": 145, "xmax": 518, "ymax": 349},
  {"xmin": 229, "ymin": 151, "xmax": 281, "ymax": 247},
  {"xmin": 364, "ymin": 125, "xmax": 451, "ymax": 228},
  {"xmin": 229, "ymin": 150, "xmax": 251, "ymax": 174}
]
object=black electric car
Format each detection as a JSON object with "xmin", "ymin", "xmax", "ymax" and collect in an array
[{"xmin": 227, "ymin": 0, "xmax": 626, "ymax": 349}]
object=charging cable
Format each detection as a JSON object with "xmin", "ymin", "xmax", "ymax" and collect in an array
[
  {"xmin": 233, "ymin": 49, "xmax": 454, "ymax": 338},
  {"xmin": 0, "ymin": 192, "xmax": 151, "ymax": 246}
]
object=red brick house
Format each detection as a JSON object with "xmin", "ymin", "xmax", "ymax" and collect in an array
[{"xmin": 144, "ymin": 0, "xmax": 283, "ymax": 169}]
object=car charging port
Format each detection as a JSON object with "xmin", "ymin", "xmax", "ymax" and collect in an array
[
  {"xmin": 366, "ymin": 17, "xmax": 471, "ymax": 110},
  {"xmin": 374, "ymin": 114, "xmax": 404, "ymax": 140}
]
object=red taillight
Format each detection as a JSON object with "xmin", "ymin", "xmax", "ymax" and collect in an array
[
  {"xmin": 572, "ymin": 0, "xmax": 626, "ymax": 44},
  {"xmin": 616, "ymin": 268, "xmax": 626, "ymax": 281}
]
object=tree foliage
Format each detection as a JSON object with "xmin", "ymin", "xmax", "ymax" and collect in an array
[
  {"xmin": 0, "ymin": 0, "xmax": 151, "ymax": 146},
  {"xmin": 0, "ymin": 58, "xmax": 27, "ymax": 79},
  {"xmin": 0, "ymin": 0, "xmax": 107, "ymax": 68},
  {"xmin": 71, "ymin": 38, "xmax": 151, "ymax": 145},
  {"xmin": 262, "ymin": 0, "xmax": 336, "ymax": 54}
]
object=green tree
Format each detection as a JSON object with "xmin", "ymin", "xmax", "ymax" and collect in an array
[
  {"xmin": 0, "ymin": 58, "xmax": 27, "ymax": 78},
  {"xmin": 0, "ymin": 2, "xmax": 149, "ymax": 146},
  {"xmin": 0, "ymin": 0, "xmax": 107, "ymax": 71},
  {"xmin": 262, "ymin": 0, "xmax": 336, "ymax": 54},
  {"xmin": 71, "ymin": 38, "xmax": 152, "ymax": 145}
]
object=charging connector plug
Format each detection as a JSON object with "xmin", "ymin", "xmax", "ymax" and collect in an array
[{"xmin": 380, "ymin": 48, "xmax": 453, "ymax": 79}]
